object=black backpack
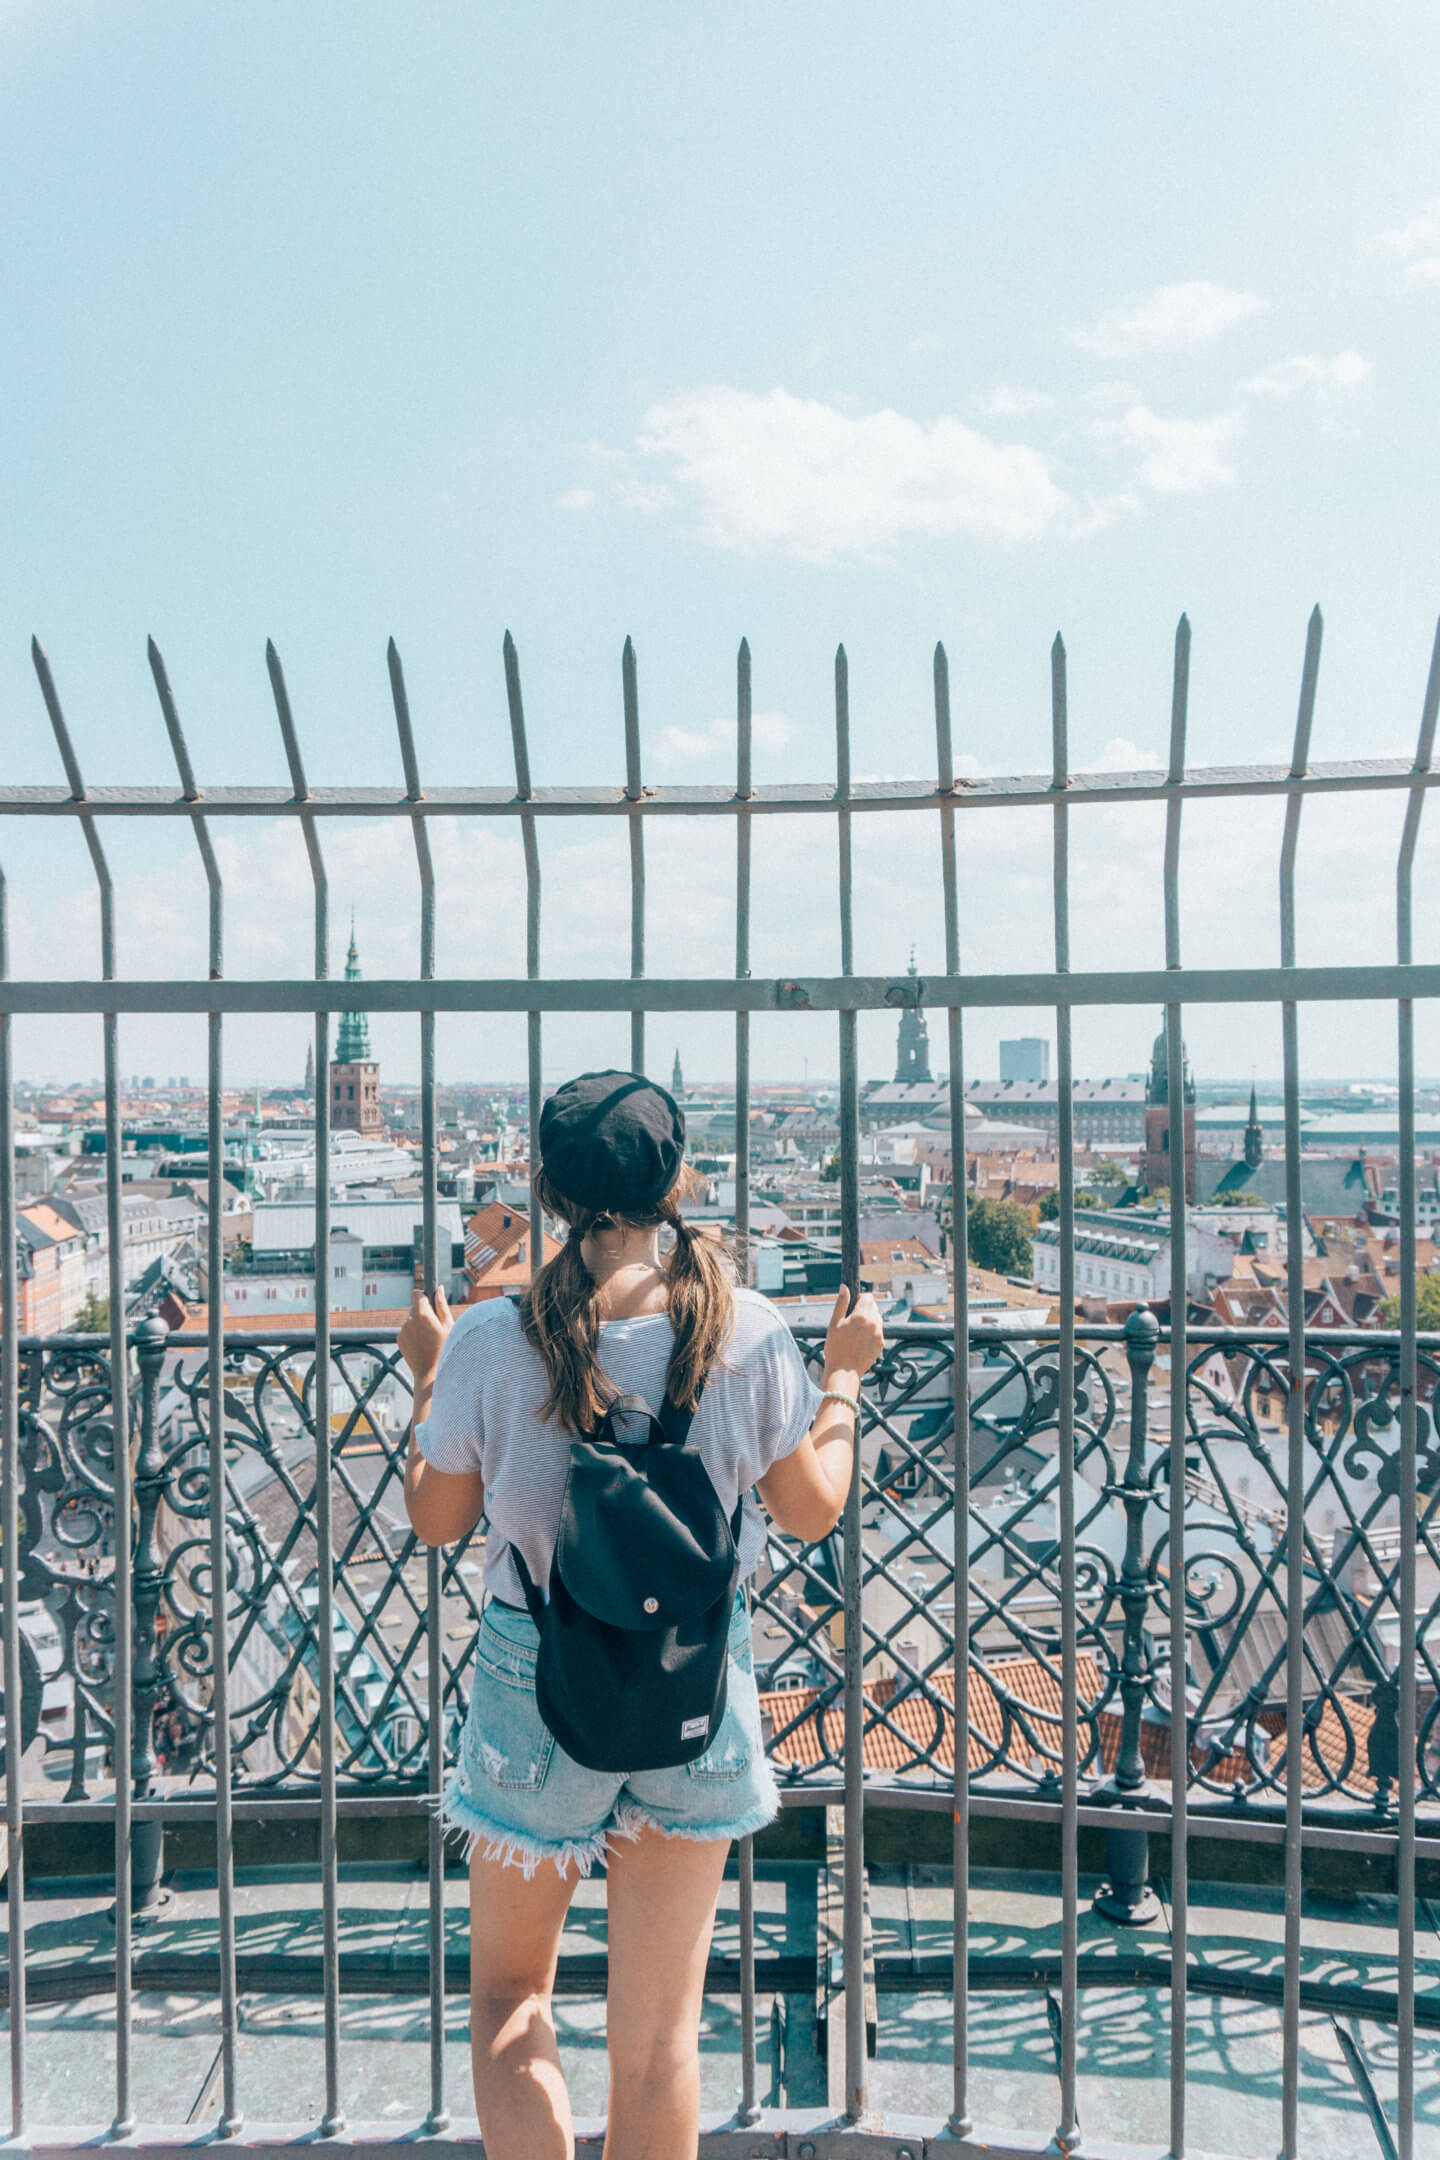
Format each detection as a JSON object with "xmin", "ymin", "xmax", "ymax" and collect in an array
[{"xmin": 510, "ymin": 1380, "xmax": 743, "ymax": 1773}]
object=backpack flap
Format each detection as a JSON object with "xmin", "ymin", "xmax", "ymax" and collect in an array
[{"xmin": 555, "ymin": 1439, "xmax": 736, "ymax": 1631}]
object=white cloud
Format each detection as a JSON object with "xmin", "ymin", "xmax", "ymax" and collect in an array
[
  {"xmin": 557, "ymin": 486, "xmax": 596, "ymax": 511},
  {"xmin": 1089, "ymin": 736, "xmax": 1160, "ymax": 773},
  {"xmin": 650, "ymin": 709, "xmax": 795, "ymax": 770},
  {"xmin": 1241, "ymin": 351, "xmax": 1372, "ymax": 402},
  {"xmin": 1068, "ymin": 281, "xmax": 1264, "ymax": 358},
  {"xmin": 973, "ymin": 384, "xmax": 1058, "ymax": 419},
  {"xmin": 1371, "ymin": 198, "xmax": 1440, "ymax": 286},
  {"xmin": 1087, "ymin": 405, "xmax": 1242, "ymax": 494},
  {"xmin": 625, "ymin": 386, "xmax": 1067, "ymax": 561},
  {"xmin": 908, "ymin": 333, "xmax": 945, "ymax": 356},
  {"xmin": 575, "ymin": 441, "xmax": 677, "ymax": 516},
  {"xmin": 1065, "ymin": 489, "xmax": 1142, "ymax": 537}
]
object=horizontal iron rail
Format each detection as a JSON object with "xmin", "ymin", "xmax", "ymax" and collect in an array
[
  {"xmin": 4, "ymin": 962, "xmax": 1440, "ymax": 1015},
  {"xmin": 10, "ymin": 1943, "xmax": 1436, "ymax": 2036},
  {"xmin": 21, "ymin": 1322, "xmax": 1440, "ymax": 1351},
  {"xmin": 17, "ymin": 1787, "xmax": 1440, "ymax": 1856},
  {"xmin": 1, "ymin": 753, "xmax": 1437, "ymax": 818}
]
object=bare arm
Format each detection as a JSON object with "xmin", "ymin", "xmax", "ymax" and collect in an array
[
  {"xmin": 399, "ymin": 1287, "xmax": 487, "ymax": 1548},
  {"xmin": 756, "ymin": 1287, "xmax": 885, "ymax": 1542}
]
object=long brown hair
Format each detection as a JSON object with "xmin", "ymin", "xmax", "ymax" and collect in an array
[{"xmin": 520, "ymin": 1163, "xmax": 735, "ymax": 1433}]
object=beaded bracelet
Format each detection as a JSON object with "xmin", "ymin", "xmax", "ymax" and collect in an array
[{"xmin": 819, "ymin": 1387, "xmax": 861, "ymax": 1417}]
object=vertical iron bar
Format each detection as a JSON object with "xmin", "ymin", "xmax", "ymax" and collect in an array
[
  {"xmin": 1393, "ymin": 618, "xmax": 1439, "ymax": 2160},
  {"xmin": 1162, "ymin": 615, "xmax": 1191, "ymax": 2155},
  {"xmin": 834, "ymin": 645, "xmax": 866, "ymax": 2125},
  {"xmin": 735, "ymin": 637, "xmax": 753, "ymax": 1283},
  {"xmin": 623, "ymin": 636, "xmax": 645, "ymax": 1076},
  {"xmin": 1279, "ymin": 604, "xmax": 1322, "ymax": 2160},
  {"xmin": 1163, "ymin": 612, "xmax": 1191, "ymax": 2160},
  {"xmin": 32, "ymin": 642, "xmax": 135, "ymax": 2136},
  {"xmin": 0, "ymin": 852, "xmax": 25, "ymax": 2140},
  {"xmin": 503, "ymin": 635, "xmax": 544, "ymax": 1253},
  {"xmin": 1051, "ymin": 631, "xmax": 1079, "ymax": 2155},
  {"xmin": 935, "ymin": 640, "xmax": 973, "ymax": 2140},
  {"xmin": 389, "ymin": 640, "xmax": 449, "ymax": 2136},
  {"xmin": 268, "ymin": 642, "xmax": 343, "ymax": 2136},
  {"xmin": 148, "ymin": 640, "xmax": 241, "ymax": 2134},
  {"xmin": 737, "ymin": 1833, "xmax": 759, "ymax": 2126},
  {"xmin": 735, "ymin": 639, "xmax": 758, "ymax": 2128},
  {"xmin": 102, "ymin": 1022, "xmax": 131, "ymax": 2130}
]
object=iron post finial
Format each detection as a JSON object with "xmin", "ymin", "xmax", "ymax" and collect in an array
[{"xmin": 1124, "ymin": 1304, "xmax": 1161, "ymax": 1353}]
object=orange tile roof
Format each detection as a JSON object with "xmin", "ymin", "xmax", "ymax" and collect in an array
[
  {"xmin": 166, "ymin": 1300, "xmax": 413, "ymax": 1334},
  {"xmin": 464, "ymin": 1200, "xmax": 563, "ymax": 1291},
  {"xmin": 762, "ymin": 1653, "xmax": 1106, "ymax": 1778},
  {"xmin": 759, "ymin": 1656, "xmax": 1377, "ymax": 1793},
  {"xmin": 860, "ymin": 1238, "xmax": 937, "ymax": 1262},
  {"xmin": 19, "ymin": 1201, "xmax": 84, "ymax": 1244}
]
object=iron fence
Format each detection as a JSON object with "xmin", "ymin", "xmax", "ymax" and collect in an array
[
  {"xmin": 9, "ymin": 1315, "xmax": 1440, "ymax": 1813},
  {"xmin": 2, "ymin": 610, "xmax": 1440, "ymax": 2156}
]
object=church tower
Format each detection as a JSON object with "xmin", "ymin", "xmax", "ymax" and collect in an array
[
  {"xmin": 894, "ymin": 950, "xmax": 933, "ymax": 1084},
  {"xmin": 1243, "ymin": 1081, "xmax": 1264, "ymax": 1172},
  {"xmin": 331, "ymin": 925, "xmax": 382, "ymax": 1136},
  {"xmin": 671, "ymin": 1047, "xmax": 684, "ymax": 1099},
  {"xmin": 1142, "ymin": 1019, "xmax": 1196, "ymax": 1201}
]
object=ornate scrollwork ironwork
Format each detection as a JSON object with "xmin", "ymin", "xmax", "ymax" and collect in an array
[{"xmin": 3, "ymin": 1317, "xmax": 1435, "ymax": 1825}]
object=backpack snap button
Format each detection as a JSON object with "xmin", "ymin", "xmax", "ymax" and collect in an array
[{"xmin": 643, "ymin": 1596, "xmax": 659, "ymax": 1614}]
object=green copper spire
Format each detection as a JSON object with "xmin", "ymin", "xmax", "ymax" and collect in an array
[
  {"xmin": 1243, "ymin": 1077, "xmax": 1264, "ymax": 1171},
  {"xmin": 335, "ymin": 921, "xmax": 373, "ymax": 1064}
]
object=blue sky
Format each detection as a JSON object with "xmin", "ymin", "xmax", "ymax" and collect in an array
[{"xmin": 3, "ymin": 3, "xmax": 1439, "ymax": 1089}]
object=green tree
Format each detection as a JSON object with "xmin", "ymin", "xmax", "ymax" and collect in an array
[
  {"xmin": 1087, "ymin": 1159, "xmax": 1127, "ymax": 1189},
  {"xmin": 1037, "ymin": 1190, "xmax": 1098, "ymax": 1222},
  {"xmin": 72, "ymin": 1292, "xmax": 110, "ymax": 1334},
  {"xmin": 966, "ymin": 1195, "xmax": 1033, "ymax": 1277},
  {"xmin": 1379, "ymin": 1274, "xmax": 1440, "ymax": 1329},
  {"xmin": 819, "ymin": 1153, "xmax": 841, "ymax": 1183}
]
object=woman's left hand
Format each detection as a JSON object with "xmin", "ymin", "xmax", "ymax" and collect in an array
[{"xmin": 399, "ymin": 1284, "xmax": 454, "ymax": 1379}]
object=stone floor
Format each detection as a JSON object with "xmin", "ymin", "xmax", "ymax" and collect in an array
[{"xmin": 4, "ymin": 1862, "xmax": 1439, "ymax": 2155}]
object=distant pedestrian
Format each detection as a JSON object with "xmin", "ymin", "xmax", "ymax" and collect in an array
[{"xmin": 401, "ymin": 1068, "xmax": 882, "ymax": 2160}]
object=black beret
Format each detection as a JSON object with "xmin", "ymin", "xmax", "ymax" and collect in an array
[{"xmin": 538, "ymin": 1069, "xmax": 686, "ymax": 1215}]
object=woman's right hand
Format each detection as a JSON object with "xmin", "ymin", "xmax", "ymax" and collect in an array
[{"xmin": 822, "ymin": 1285, "xmax": 885, "ymax": 1383}]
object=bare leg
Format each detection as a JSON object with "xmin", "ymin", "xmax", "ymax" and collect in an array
[
  {"xmin": 602, "ymin": 1825, "xmax": 731, "ymax": 2160},
  {"xmin": 468, "ymin": 1848, "xmax": 581, "ymax": 2160}
]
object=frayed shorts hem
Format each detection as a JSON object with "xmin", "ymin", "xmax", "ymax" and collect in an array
[
  {"xmin": 612, "ymin": 1791, "xmax": 780, "ymax": 1847},
  {"xmin": 438, "ymin": 1778, "xmax": 778, "ymax": 1878},
  {"xmin": 438, "ymin": 1782, "xmax": 631, "ymax": 1880}
]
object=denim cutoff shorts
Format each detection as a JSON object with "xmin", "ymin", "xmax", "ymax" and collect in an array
[{"xmin": 441, "ymin": 1587, "xmax": 779, "ymax": 1877}]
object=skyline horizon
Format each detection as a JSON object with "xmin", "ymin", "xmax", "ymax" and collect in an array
[{"xmin": 14, "ymin": 1064, "xmax": 1437, "ymax": 1100}]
